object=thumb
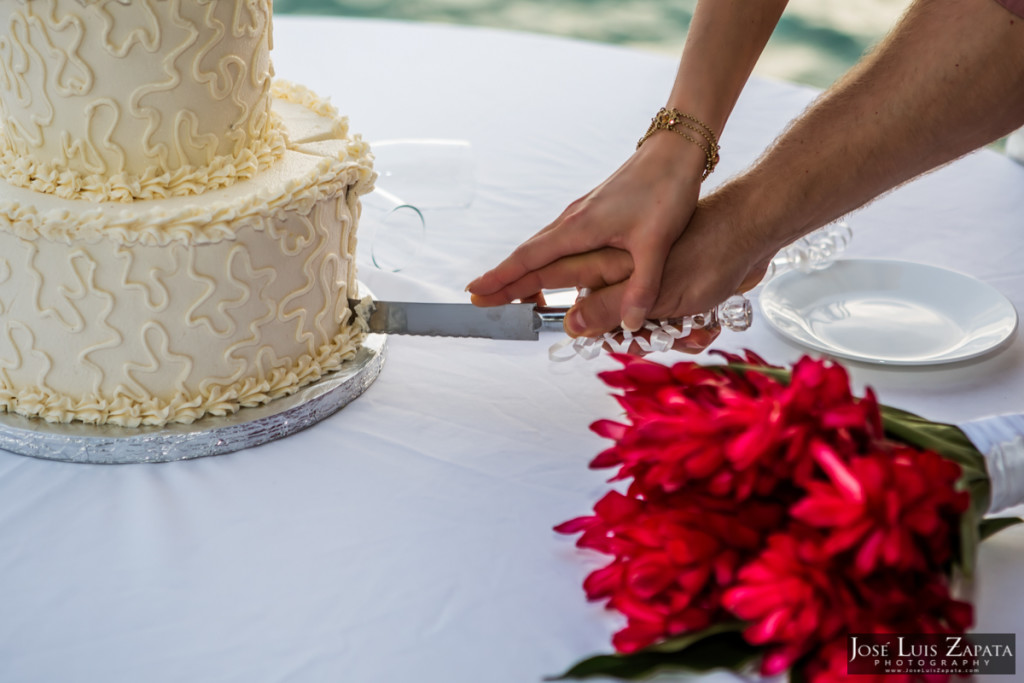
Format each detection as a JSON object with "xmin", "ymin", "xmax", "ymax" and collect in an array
[{"xmin": 619, "ymin": 246, "xmax": 667, "ymax": 332}]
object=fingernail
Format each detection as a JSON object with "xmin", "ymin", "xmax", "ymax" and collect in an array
[
  {"xmin": 566, "ymin": 308, "xmax": 586, "ymax": 336},
  {"xmin": 622, "ymin": 307, "xmax": 646, "ymax": 332}
]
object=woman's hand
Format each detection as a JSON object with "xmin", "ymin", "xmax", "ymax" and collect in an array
[{"xmin": 466, "ymin": 132, "xmax": 707, "ymax": 331}]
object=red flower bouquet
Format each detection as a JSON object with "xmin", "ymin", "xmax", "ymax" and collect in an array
[{"xmin": 553, "ymin": 352, "xmax": 1019, "ymax": 682}]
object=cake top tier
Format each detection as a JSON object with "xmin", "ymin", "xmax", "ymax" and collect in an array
[{"xmin": 0, "ymin": 0, "xmax": 283, "ymax": 202}]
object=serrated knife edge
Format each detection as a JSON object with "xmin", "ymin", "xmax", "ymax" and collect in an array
[{"xmin": 349, "ymin": 299, "xmax": 567, "ymax": 340}]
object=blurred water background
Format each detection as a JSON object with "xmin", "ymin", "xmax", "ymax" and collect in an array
[{"xmin": 273, "ymin": 0, "xmax": 911, "ymax": 89}]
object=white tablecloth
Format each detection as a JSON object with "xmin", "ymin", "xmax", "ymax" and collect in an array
[{"xmin": 1, "ymin": 17, "xmax": 1022, "ymax": 683}]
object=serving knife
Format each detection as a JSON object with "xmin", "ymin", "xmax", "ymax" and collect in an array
[{"xmin": 350, "ymin": 299, "xmax": 569, "ymax": 340}]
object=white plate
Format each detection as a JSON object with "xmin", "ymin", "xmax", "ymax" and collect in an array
[{"xmin": 759, "ymin": 259, "xmax": 1018, "ymax": 366}]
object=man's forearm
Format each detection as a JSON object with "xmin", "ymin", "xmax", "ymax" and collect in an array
[{"xmin": 720, "ymin": 0, "xmax": 1024, "ymax": 254}]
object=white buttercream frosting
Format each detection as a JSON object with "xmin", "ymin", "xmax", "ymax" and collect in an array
[
  {"xmin": 0, "ymin": 84, "xmax": 376, "ymax": 426},
  {"xmin": 0, "ymin": 0, "xmax": 283, "ymax": 202}
]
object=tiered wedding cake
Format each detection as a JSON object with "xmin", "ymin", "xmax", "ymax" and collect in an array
[{"xmin": 0, "ymin": 0, "xmax": 375, "ymax": 426}]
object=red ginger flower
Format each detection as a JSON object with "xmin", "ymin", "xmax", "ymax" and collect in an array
[
  {"xmin": 590, "ymin": 353, "xmax": 885, "ymax": 504},
  {"xmin": 721, "ymin": 528, "xmax": 972, "ymax": 679},
  {"xmin": 792, "ymin": 443, "xmax": 968, "ymax": 575},
  {"xmin": 556, "ymin": 488, "xmax": 787, "ymax": 654},
  {"xmin": 722, "ymin": 533, "xmax": 858, "ymax": 676}
]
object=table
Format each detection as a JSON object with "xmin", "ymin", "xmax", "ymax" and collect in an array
[{"xmin": 1, "ymin": 17, "xmax": 1022, "ymax": 683}]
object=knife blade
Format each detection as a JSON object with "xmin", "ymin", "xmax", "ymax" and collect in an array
[{"xmin": 350, "ymin": 299, "xmax": 568, "ymax": 340}]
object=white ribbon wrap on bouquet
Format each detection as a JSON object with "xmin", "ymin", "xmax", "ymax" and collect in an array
[
  {"xmin": 959, "ymin": 414, "xmax": 1024, "ymax": 515},
  {"xmin": 984, "ymin": 438, "xmax": 1024, "ymax": 514}
]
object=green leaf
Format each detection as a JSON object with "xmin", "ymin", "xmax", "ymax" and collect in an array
[
  {"xmin": 547, "ymin": 625, "xmax": 760, "ymax": 681},
  {"xmin": 643, "ymin": 621, "xmax": 746, "ymax": 654},
  {"xmin": 878, "ymin": 406, "xmax": 988, "ymax": 479},
  {"xmin": 722, "ymin": 363, "xmax": 792, "ymax": 385},
  {"xmin": 979, "ymin": 516, "xmax": 1024, "ymax": 541}
]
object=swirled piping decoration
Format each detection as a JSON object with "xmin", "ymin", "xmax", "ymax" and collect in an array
[
  {"xmin": 0, "ymin": 82, "xmax": 376, "ymax": 426},
  {"xmin": 0, "ymin": 120, "xmax": 287, "ymax": 203},
  {"xmin": 0, "ymin": 323, "xmax": 368, "ymax": 427},
  {"xmin": 0, "ymin": 0, "xmax": 284, "ymax": 202},
  {"xmin": 0, "ymin": 85, "xmax": 375, "ymax": 246}
]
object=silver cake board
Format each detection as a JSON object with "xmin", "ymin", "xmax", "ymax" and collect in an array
[{"xmin": 0, "ymin": 332, "xmax": 386, "ymax": 465}]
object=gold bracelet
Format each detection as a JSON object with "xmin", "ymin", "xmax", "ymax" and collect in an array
[{"xmin": 636, "ymin": 107, "xmax": 720, "ymax": 180}]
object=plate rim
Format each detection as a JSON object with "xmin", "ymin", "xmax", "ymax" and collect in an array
[{"xmin": 758, "ymin": 258, "xmax": 1019, "ymax": 366}]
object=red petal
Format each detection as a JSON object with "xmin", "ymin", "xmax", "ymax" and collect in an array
[
  {"xmin": 675, "ymin": 564, "xmax": 712, "ymax": 595},
  {"xmin": 855, "ymin": 529, "xmax": 885, "ymax": 574},
  {"xmin": 791, "ymin": 495, "xmax": 863, "ymax": 526},
  {"xmin": 882, "ymin": 528, "xmax": 913, "ymax": 568},
  {"xmin": 611, "ymin": 593, "xmax": 669, "ymax": 624},
  {"xmin": 708, "ymin": 349, "xmax": 746, "ymax": 365},
  {"xmin": 666, "ymin": 606, "xmax": 714, "ymax": 634},
  {"xmin": 664, "ymin": 531, "xmax": 719, "ymax": 564},
  {"xmin": 589, "ymin": 447, "xmax": 622, "ymax": 469},
  {"xmin": 811, "ymin": 441, "xmax": 864, "ymax": 502},
  {"xmin": 583, "ymin": 562, "xmax": 624, "ymax": 600},
  {"xmin": 611, "ymin": 622, "xmax": 663, "ymax": 654},
  {"xmin": 590, "ymin": 419, "xmax": 630, "ymax": 441},
  {"xmin": 821, "ymin": 403, "xmax": 872, "ymax": 430},
  {"xmin": 623, "ymin": 358, "xmax": 675, "ymax": 385},
  {"xmin": 746, "ymin": 607, "xmax": 789, "ymax": 644},
  {"xmin": 596, "ymin": 369, "xmax": 630, "ymax": 388},
  {"xmin": 726, "ymin": 425, "xmax": 772, "ymax": 469},
  {"xmin": 553, "ymin": 515, "xmax": 596, "ymax": 535},
  {"xmin": 742, "ymin": 349, "xmax": 774, "ymax": 367},
  {"xmin": 723, "ymin": 584, "xmax": 785, "ymax": 618},
  {"xmin": 593, "ymin": 490, "xmax": 641, "ymax": 523},
  {"xmin": 760, "ymin": 644, "xmax": 804, "ymax": 676},
  {"xmin": 713, "ymin": 549, "xmax": 739, "ymax": 585},
  {"xmin": 576, "ymin": 527, "xmax": 614, "ymax": 552},
  {"xmin": 626, "ymin": 557, "xmax": 676, "ymax": 599},
  {"xmin": 682, "ymin": 445, "xmax": 724, "ymax": 478}
]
